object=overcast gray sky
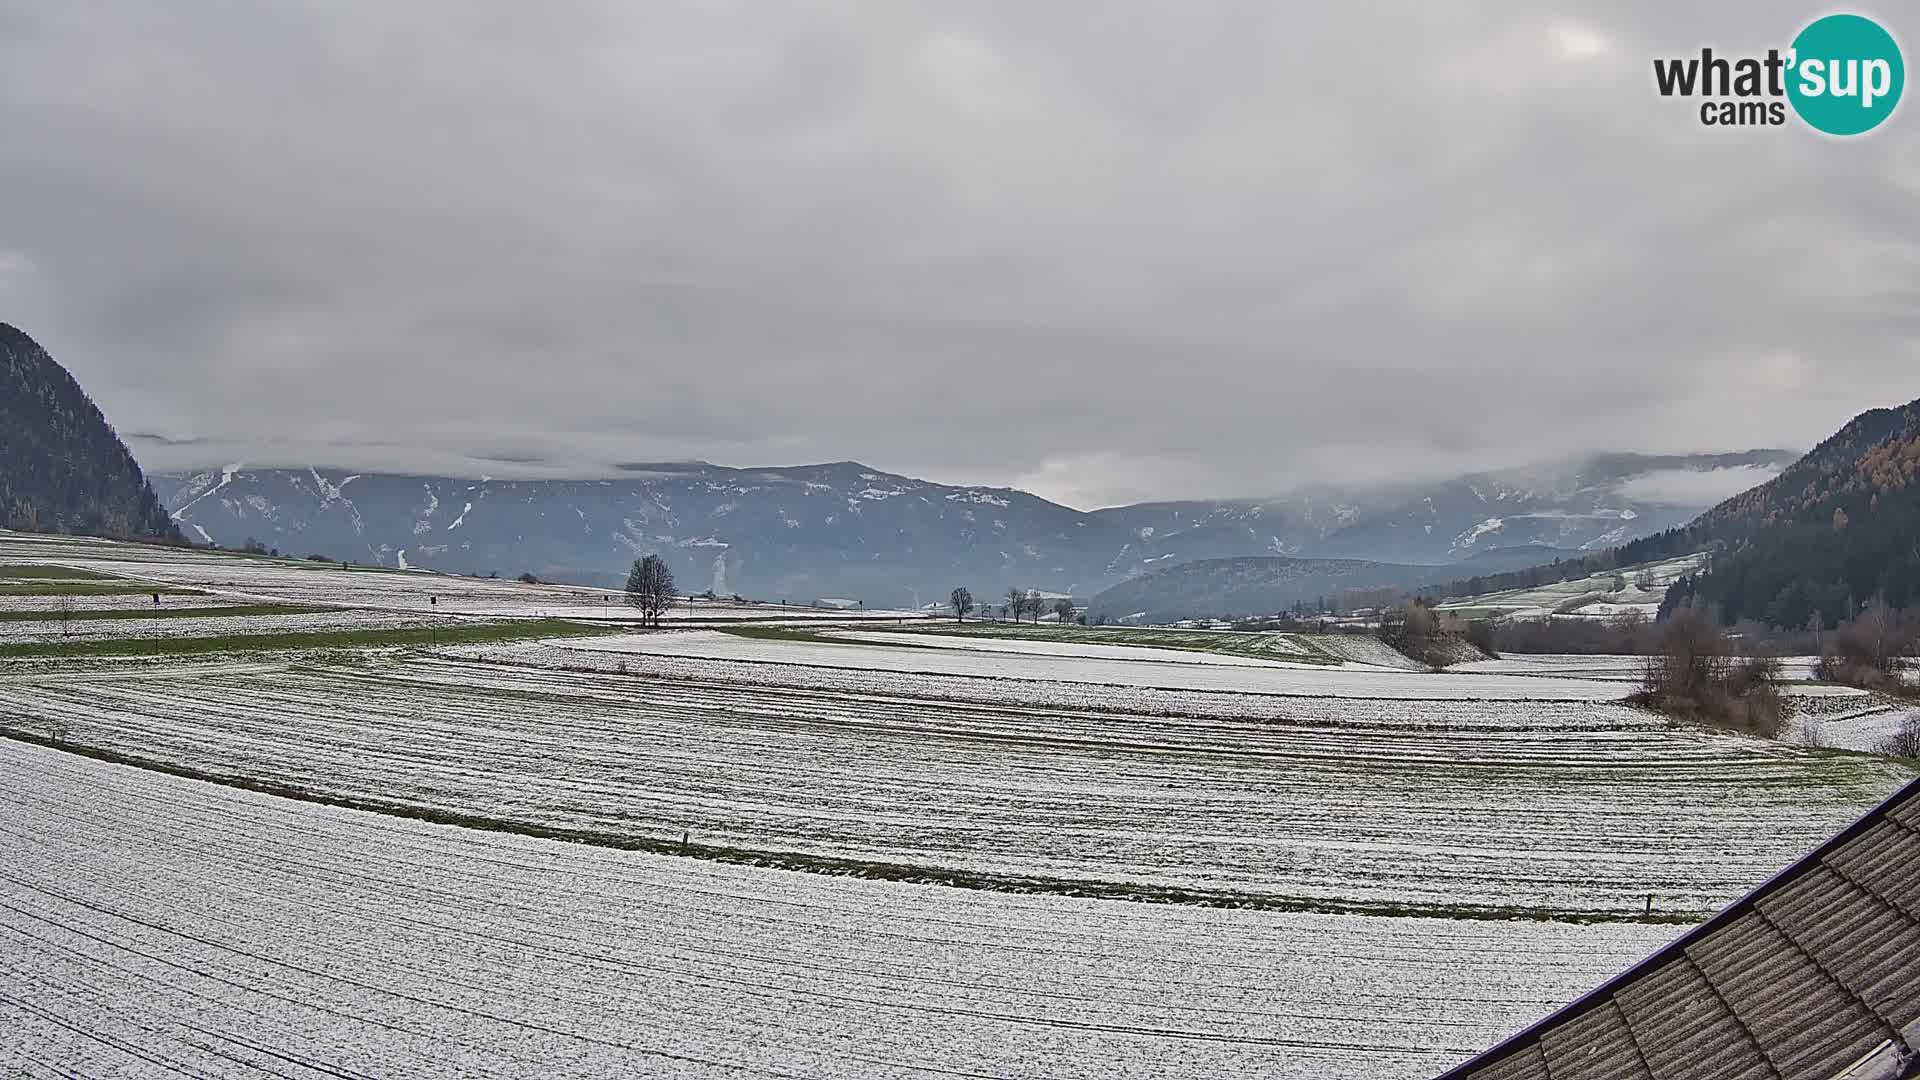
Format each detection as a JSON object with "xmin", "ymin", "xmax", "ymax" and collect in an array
[{"xmin": 3, "ymin": 2, "xmax": 1917, "ymax": 508}]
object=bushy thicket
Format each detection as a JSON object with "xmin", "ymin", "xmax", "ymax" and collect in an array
[
  {"xmin": 1377, "ymin": 599, "xmax": 1482, "ymax": 668},
  {"xmin": 1627, "ymin": 608, "xmax": 1784, "ymax": 738},
  {"xmin": 1812, "ymin": 599, "xmax": 1919, "ymax": 698}
]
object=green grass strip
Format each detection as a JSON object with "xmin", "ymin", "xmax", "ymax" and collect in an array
[
  {"xmin": 859, "ymin": 622, "xmax": 1345, "ymax": 664},
  {"xmin": 0, "ymin": 582, "xmax": 204, "ymax": 597},
  {"xmin": 0, "ymin": 604, "xmax": 334, "ymax": 624},
  {"xmin": 719, "ymin": 624, "xmax": 950, "ymax": 649},
  {"xmin": 0, "ymin": 619, "xmax": 616, "ymax": 658},
  {"xmin": 0, "ymin": 565, "xmax": 122, "ymax": 580}
]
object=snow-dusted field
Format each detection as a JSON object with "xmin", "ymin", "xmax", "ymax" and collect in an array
[
  {"xmin": 479, "ymin": 640, "xmax": 1649, "ymax": 725},
  {"xmin": 4, "ymin": 531, "xmax": 1914, "ymax": 1077},
  {"xmin": 1455, "ymin": 653, "xmax": 1818, "ymax": 682},
  {"xmin": 1790, "ymin": 700, "xmax": 1919, "ymax": 752},
  {"xmin": 1436, "ymin": 554, "xmax": 1706, "ymax": 621},
  {"xmin": 0, "ymin": 530, "xmax": 927, "ymax": 624},
  {"xmin": 826, "ymin": 629, "xmax": 1331, "ymax": 668},
  {"xmin": 0, "ymin": 593, "xmax": 247, "ymax": 613},
  {"xmin": 0, "ymin": 608, "xmax": 437, "ymax": 644},
  {"xmin": 3, "ymin": 654, "xmax": 1904, "ymax": 916},
  {"xmin": 576, "ymin": 630, "xmax": 1632, "ymax": 700},
  {"xmin": 0, "ymin": 740, "xmax": 1679, "ymax": 1080}
]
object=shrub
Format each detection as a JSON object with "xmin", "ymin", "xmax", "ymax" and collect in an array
[
  {"xmin": 1812, "ymin": 599, "xmax": 1917, "ymax": 698},
  {"xmin": 1628, "ymin": 608, "xmax": 1784, "ymax": 738}
]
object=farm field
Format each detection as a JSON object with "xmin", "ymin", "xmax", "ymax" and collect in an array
[
  {"xmin": 1435, "ymin": 554, "xmax": 1706, "ymax": 622},
  {"xmin": 1789, "ymin": 699, "xmax": 1920, "ymax": 752},
  {"xmin": 2, "ymin": 533, "xmax": 1914, "ymax": 1078},
  {"xmin": 827, "ymin": 628, "xmax": 1332, "ymax": 668},
  {"xmin": 0, "ymin": 739, "xmax": 1679, "ymax": 1080},
  {"xmin": 581, "ymin": 629, "xmax": 1633, "ymax": 700},
  {"xmin": 0, "ymin": 607, "xmax": 438, "ymax": 644},
  {"xmin": 2, "ymin": 652, "xmax": 1906, "ymax": 916},
  {"xmin": 1456, "ymin": 653, "xmax": 1816, "ymax": 681},
  {"xmin": 0, "ymin": 530, "xmax": 928, "ymax": 624},
  {"xmin": 894, "ymin": 622, "xmax": 1348, "ymax": 661}
]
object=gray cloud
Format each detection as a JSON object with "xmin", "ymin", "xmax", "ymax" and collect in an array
[
  {"xmin": 1615, "ymin": 464, "xmax": 1788, "ymax": 505},
  {"xmin": 3, "ymin": 1, "xmax": 1917, "ymax": 509}
]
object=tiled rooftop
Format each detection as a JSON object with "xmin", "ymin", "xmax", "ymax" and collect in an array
[{"xmin": 1438, "ymin": 779, "xmax": 1920, "ymax": 1080}]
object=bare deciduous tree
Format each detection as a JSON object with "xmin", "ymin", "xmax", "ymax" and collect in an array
[
  {"xmin": 624, "ymin": 554, "xmax": 676, "ymax": 628},
  {"xmin": 1053, "ymin": 598, "xmax": 1073, "ymax": 624},
  {"xmin": 1881, "ymin": 713, "xmax": 1920, "ymax": 758},
  {"xmin": 1630, "ymin": 606, "xmax": 1784, "ymax": 737},
  {"xmin": 950, "ymin": 586, "xmax": 974, "ymax": 622},
  {"xmin": 56, "ymin": 594, "xmax": 74, "ymax": 638},
  {"xmin": 1006, "ymin": 587, "xmax": 1025, "ymax": 624},
  {"xmin": 1815, "ymin": 595, "xmax": 1918, "ymax": 696}
]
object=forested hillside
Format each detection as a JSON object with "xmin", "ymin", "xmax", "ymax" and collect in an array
[
  {"xmin": 1420, "ymin": 397, "xmax": 1920, "ymax": 628},
  {"xmin": 0, "ymin": 323, "xmax": 178, "ymax": 541},
  {"xmin": 1663, "ymin": 399, "xmax": 1920, "ymax": 626}
]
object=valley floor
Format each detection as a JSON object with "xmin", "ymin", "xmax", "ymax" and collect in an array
[
  {"xmin": 2, "ymin": 531, "xmax": 1914, "ymax": 1078},
  {"xmin": 1, "ymin": 739, "xmax": 1673, "ymax": 1080}
]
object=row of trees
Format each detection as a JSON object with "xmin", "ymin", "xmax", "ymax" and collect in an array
[{"xmin": 948, "ymin": 586, "xmax": 1073, "ymax": 624}]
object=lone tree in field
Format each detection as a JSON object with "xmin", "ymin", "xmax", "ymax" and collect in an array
[
  {"xmin": 1053, "ymin": 598, "xmax": 1073, "ymax": 624},
  {"xmin": 625, "ymin": 554, "xmax": 676, "ymax": 628},
  {"xmin": 1006, "ymin": 586, "xmax": 1025, "ymax": 623},
  {"xmin": 950, "ymin": 586, "xmax": 974, "ymax": 622}
]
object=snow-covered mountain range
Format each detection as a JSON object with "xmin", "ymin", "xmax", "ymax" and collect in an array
[{"xmin": 153, "ymin": 451, "xmax": 1795, "ymax": 605}]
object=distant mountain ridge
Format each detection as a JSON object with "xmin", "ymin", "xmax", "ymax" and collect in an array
[
  {"xmin": 0, "ymin": 323, "xmax": 177, "ymax": 541},
  {"xmin": 159, "ymin": 462, "xmax": 1101, "ymax": 602},
  {"xmin": 153, "ymin": 450, "xmax": 1792, "ymax": 605},
  {"xmin": 1372, "ymin": 396, "xmax": 1920, "ymax": 628},
  {"xmin": 1087, "ymin": 450, "xmax": 1794, "ymax": 567}
]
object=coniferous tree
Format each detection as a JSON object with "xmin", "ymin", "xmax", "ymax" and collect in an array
[{"xmin": 0, "ymin": 324, "xmax": 179, "ymax": 541}]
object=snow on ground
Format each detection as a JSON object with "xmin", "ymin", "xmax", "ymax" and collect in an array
[
  {"xmin": 3, "ymin": 654, "xmax": 1904, "ymax": 916},
  {"xmin": 1789, "ymin": 700, "xmax": 1919, "ymax": 753},
  {"xmin": 0, "ymin": 531, "xmax": 924, "ymax": 625},
  {"xmin": 0, "ymin": 739, "xmax": 1678, "ymax": 1080},
  {"xmin": 825, "ymin": 629, "xmax": 1332, "ymax": 669},
  {"xmin": 1449, "ymin": 653, "xmax": 1864, "ymax": 698},
  {"xmin": 0, "ymin": 593, "xmax": 241, "ymax": 613},
  {"xmin": 482, "ymin": 641, "xmax": 1653, "ymax": 728},
  {"xmin": 0, "ymin": 608, "xmax": 438, "ymax": 644},
  {"xmin": 1453, "ymin": 653, "xmax": 1819, "ymax": 682},
  {"xmin": 1305, "ymin": 634, "xmax": 1430, "ymax": 669},
  {"xmin": 1436, "ymin": 554, "xmax": 1706, "ymax": 622},
  {"xmin": 577, "ymin": 630, "xmax": 1632, "ymax": 701}
]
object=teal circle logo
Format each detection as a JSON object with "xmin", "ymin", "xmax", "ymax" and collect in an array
[{"xmin": 1787, "ymin": 14, "xmax": 1904, "ymax": 135}]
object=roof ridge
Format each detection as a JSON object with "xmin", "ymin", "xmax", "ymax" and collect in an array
[{"xmin": 1433, "ymin": 776, "xmax": 1920, "ymax": 1080}]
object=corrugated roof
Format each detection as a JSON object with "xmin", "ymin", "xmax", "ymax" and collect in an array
[{"xmin": 1437, "ymin": 777, "xmax": 1920, "ymax": 1080}]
